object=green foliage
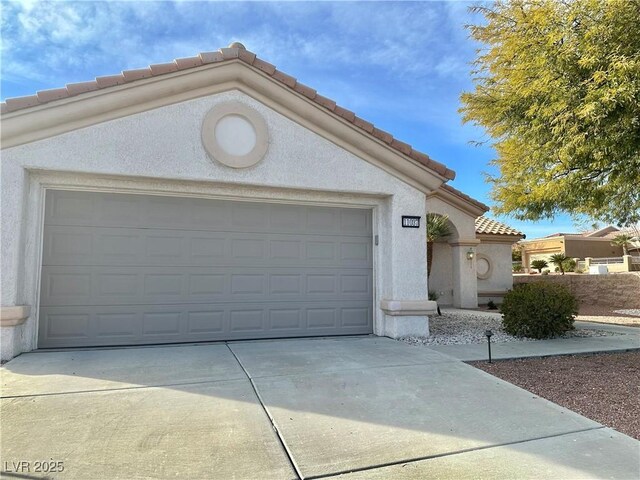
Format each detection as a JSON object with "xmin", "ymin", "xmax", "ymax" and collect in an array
[
  {"xmin": 562, "ymin": 258, "xmax": 577, "ymax": 272},
  {"xmin": 501, "ymin": 283, "xmax": 578, "ymax": 339},
  {"xmin": 461, "ymin": 0, "xmax": 640, "ymax": 226},
  {"xmin": 512, "ymin": 245, "xmax": 523, "ymax": 261},
  {"xmin": 611, "ymin": 233, "xmax": 635, "ymax": 255},
  {"xmin": 428, "ymin": 290, "xmax": 440, "ymax": 301},
  {"xmin": 487, "ymin": 300, "xmax": 498, "ymax": 310},
  {"xmin": 512, "ymin": 264, "xmax": 523, "ymax": 272},
  {"xmin": 426, "ymin": 214, "xmax": 452, "ymax": 278},
  {"xmin": 549, "ymin": 253, "xmax": 570, "ymax": 275},
  {"xmin": 531, "ymin": 259, "xmax": 549, "ymax": 273}
]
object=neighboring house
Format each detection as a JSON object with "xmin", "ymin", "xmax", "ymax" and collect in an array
[
  {"xmin": 520, "ymin": 226, "xmax": 637, "ymax": 271},
  {"xmin": 1, "ymin": 43, "xmax": 499, "ymax": 361},
  {"xmin": 429, "ymin": 216, "xmax": 524, "ymax": 306}
]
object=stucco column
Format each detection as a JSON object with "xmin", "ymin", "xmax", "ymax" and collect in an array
[{"xmin": 450, "ymin": 239, "xmax": 480, "ymax": 308}]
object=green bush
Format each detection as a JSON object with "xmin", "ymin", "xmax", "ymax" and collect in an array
[
  {"xmin": 562, "ymin": 258, "xmax": 577, "ymax": 272},
  {"xmin": 531, "ymin": 259, "xmax": 548, "ymax": 273},
  {"xmin": 512, "ymin": 264, "xmax": 523, "ymax": 272},
  {"xmin": 500, "ymin": 282, "xmax": 578, "ymax": 339}
]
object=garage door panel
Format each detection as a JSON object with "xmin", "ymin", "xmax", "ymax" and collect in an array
[
  {"xmin": 44, "ymin": 191, "xmax": 372, "ymax": 237},
  {"xmin": 39, "ymin": 191, "xmax": 373, "ymax": 348},
  {"xmin": 41, "ymin": 266, "xmax": 372, "ymax": 306},
  {"xmin": 43, "ymin": 225, "xmax": 369, "ymax": 268},
  {"xmin": 38, "ymin": 302, "xmax": 372, "ymax": 348}
]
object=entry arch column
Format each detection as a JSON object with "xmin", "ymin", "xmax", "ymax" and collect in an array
[{"xmin": 449, "ymin": 238, "xmax": 480, "ymax": 308}]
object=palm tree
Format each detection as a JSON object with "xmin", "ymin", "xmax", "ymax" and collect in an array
[
  {"xmin": 531, "ymin": 259, "xmax": 548, "ymax": 273},
  {"xmin": 549, "ymin": 253, "xmax": 569, "ymax": 275},
  {"xmin": 611, "ymin": 233, "xmax": 634, "ymax": 256},
  {"xmin": 426, "ymin": 213, "xmax": 452, "ymax": 278}
]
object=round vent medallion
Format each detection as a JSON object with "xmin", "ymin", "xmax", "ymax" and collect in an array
[
  {"xmin": 476, "ymin": 254, "xmax": 493, "ymax": 280},
  {"xmin": 202, "ymin": 102, "xmax": 268, "ymax": 168}
]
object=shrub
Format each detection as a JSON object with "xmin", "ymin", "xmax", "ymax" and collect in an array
[
  {"xmin": 562, "ymin": 258, "xmax": 577, "ymax": 272},
  {"xmin": 487, "ymin": 300, "xmax": 498, "ymax": 310},
  {"xmin": 428, "ymin": 291, "xmax": 440, "ymax": 301},
  {"xmin": 531, "ymin": 259, "xmax": 548, "ymax": 273},
  {"xmin": 542, "ymin": 270, "xmax": 550, "ymax": 275},
  {"xmin": 549, "ymin": 253, "xmax": 569, "ymax": 275},
  {"xmin": 512, "ymin": 264, "xmax": 523, "ymax": 272},
  {"xmin": 500, "ymin": 283, "xmax": 578, "ymax": 339}
]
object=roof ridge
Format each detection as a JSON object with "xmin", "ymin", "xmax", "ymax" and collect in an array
[{"xmin": 1, "ymin": 43, "xmax": 455, "ymax": 180}]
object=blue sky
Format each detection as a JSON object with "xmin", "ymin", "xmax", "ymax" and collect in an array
[{"xmin": 1, "ymin": 1, "xmax": 582, "ymax": 238}]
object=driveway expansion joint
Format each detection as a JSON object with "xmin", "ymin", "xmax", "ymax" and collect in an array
[
  {"xmin": 226, "ymin": 342, "xmax": 303, "ymax": 480},
  {"xmin": 310, "ymin": 426, "xmax": 606, "ymax": 480}
]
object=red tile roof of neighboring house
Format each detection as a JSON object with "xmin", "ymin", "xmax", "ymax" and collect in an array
[
  {"xmin": 475, "ymin": 216, "xmax": 524, "ymax": 237},
  {"xmin": 1, "ymin": 42, "xmax": 456, "ymax": 180}
]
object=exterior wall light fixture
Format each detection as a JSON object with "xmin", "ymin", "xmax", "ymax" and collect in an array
[{"xmin": 466, "ymin": 249, "xmax": 475, "ymax": 261}]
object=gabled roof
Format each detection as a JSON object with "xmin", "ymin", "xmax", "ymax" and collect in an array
[
  {"xmin": 475, "ymin": 216, "xmax": 525, "ymax": 238},
  {"xmin": 1, "ymin": 42, "xmax": 455, "ymax": 181}
]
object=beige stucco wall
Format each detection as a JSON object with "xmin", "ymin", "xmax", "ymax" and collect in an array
[
  {"xmin": 477, "ymin": 242, "xmax": 514, "ymax": 297},
  {"xmin": 1, "ymin": 89, "xmax": 432, "ymax": 360},
  {"xmin": 564, "ymin": 238, "xmax": 623, "ymax": 259}
]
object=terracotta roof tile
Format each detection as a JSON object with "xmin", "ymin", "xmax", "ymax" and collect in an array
[
  {"xmin": 238, "ymin": 48, "xmax": 257, "ymax": 64},
  {"xmin": 314, "ymin": 94, "xmax": 336, "ymax": 111},
  {"xmin": 0, "ymin": 42, "xmax": 456, "ymax": 180},
  {"xmin": 150, "ymin": 62, "xmax": 178, "ymax": 75},
  {"xmin": 5, "ymin": 95, "xmax": 40, "ymax": 111},
  {"xmin": 220, "ymin": 47, "xmax": 240, "ymax": 60},
  {"xmin": 122, "ymin": 68, "xmax": 152, "ymax": 82},
  {"xmin": 174, "ymin": 56, "xmax": 203, "ymax": 70},
  {"xmin": 293, "ymin": 82, "xmax": 317, "ymax": 100},
  {"xmin": 353, "ymin": 116, "xmax": 374, "ymax": 133},
  {"xmin": 199, "ymin": 51, "xmax": 224, "ymax": 64},
  {"xmin": 252, "ymin": 58, "xmax": 277, "ymax": 75},
  {"xmin": 95, "ymin": 74, "xmax": 126, "ymax": 88},
  {"xmin": 66, "ymin": 81, "xmax": 99, "ymax": 96},
  {"xmin": 475, "ymin": 216, "xmax": 524, "ymax": 237},
  {"xmin": 36, "ymin": 88, "xmax": 70, "ymax": 103},
  {"xmin": 442, "ymin": 183, "xmax": 490, "ymax": 211}
]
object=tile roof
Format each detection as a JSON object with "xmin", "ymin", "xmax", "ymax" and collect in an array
[
  {"xmin": 1, "ymin": 42, "xmax": 455, "ymax": 180},
  {"xmin": 475, "ymin": 216, "xmax": 525, "ymax": 237},
  {"xmin": 441, "ymin": 183, "xmax": 490, "ymax": 212}
]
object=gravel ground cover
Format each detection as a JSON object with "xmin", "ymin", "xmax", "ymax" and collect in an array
[
  {"xmin": 401, "ymin": 310, "xmax": 618, "ymax": 346},
  {"xmin": 470, "ymin": 351, "xmax": 640, "ymax": 440}
]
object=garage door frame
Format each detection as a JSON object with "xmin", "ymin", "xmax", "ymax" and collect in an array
[{"xmin": 25, "ymin": 171, "xmax": 389, "ymax": 349}]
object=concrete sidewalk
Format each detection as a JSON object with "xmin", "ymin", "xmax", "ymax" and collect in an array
[{"xmin": 428, "ymin": 310, "xmax": 640, "ymax": 362}]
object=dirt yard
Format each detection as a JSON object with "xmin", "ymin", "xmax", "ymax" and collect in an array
[{"xmin": 470, "ymin": 351, "xmax": 640, "ymax": 440}]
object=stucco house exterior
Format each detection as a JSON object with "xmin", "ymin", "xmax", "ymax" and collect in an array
[
  {"xmin": 1, "ymin": 43, "xmax": 505, "ymax": 360},
  {"xmin": 429, "ymin": 216, "xmax": 524, "ymax": 306}
]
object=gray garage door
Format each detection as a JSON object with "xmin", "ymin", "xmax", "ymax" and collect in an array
[{"xmin": 38, "ymin": 190, "xmax": 373, "ymax": 348}]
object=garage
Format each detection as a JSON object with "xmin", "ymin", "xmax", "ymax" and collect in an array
[
  {"xmin": 38, "ymin": 190, "xmax": 373, "ymax": 348},
  {"xmin": 2, "ymin": 43, "xmax": 443, "ymax": 361}
]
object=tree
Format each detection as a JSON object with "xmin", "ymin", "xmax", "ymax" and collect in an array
[
  {"xmin": 460, "ymin": 0, "xmax": 640, "ymax": 226},
  {"xmin": 549, "ymin": 253, "xmax": 569, "ymax": 275},
  {"xmin": 611, "ymin": 233, "xmax": 635, "ymax": 255},
  {"xmin": 426, "ymin": 213, "xmax": 452, "ymax": 278},
  {"xmin": 531, "ymin": 259, "xmax": 548, "ymax": 273}
]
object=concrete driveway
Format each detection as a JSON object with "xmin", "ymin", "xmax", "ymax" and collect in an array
[{"xmin": 1, "ymin": 336, "xmax": 638, "ymax": 479}]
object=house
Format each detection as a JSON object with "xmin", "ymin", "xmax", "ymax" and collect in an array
[
  {"xmin": 1, "ymin": 43, "xmax": 501, "ymax": 360},
  {"xmin": 429, "ymin": 216, "xmax": 525, "ymax": 306},
  {"xmin": 520, "ymin": 226, "xmax": 638, "ymax": 271}
]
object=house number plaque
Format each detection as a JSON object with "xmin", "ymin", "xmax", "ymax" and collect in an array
[{"xmin": 402, "ymin": 216, "xmax": 421, "ymax": 228}]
